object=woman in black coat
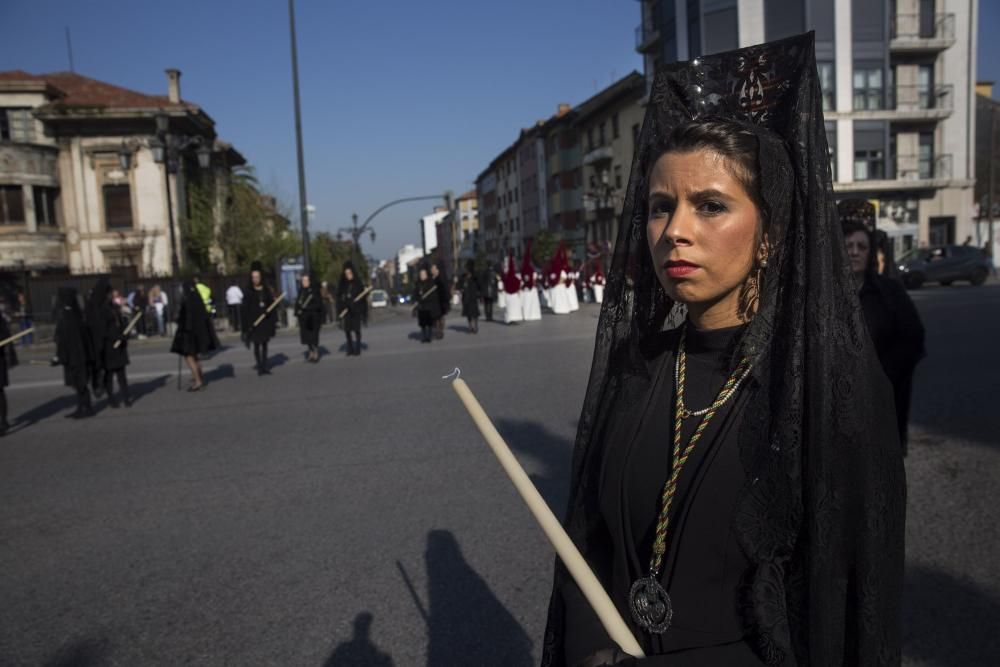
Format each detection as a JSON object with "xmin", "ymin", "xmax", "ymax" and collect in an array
[
  {"xmin": 0, "ymin": 309, "xmax": 18, "ymax": 434},
  {"xmin": 55, "ymin": 287, "xmax": 94, "ymax": 418},
  {"xmin": 459, "ymin": 260, "xmax": 481, "ymax": 334},
  {"xmin": 413, "ymin": 266, "xmax": 441, "ymax": 343},
  {"xmin": 86, "ymin": 278, "xmax": 132, "ymax": 407},
  {"xmin": 336, "ymin": 263, "xmax": 368, "ymax": 357},
  {"xmin": 841, "ymin": 208, "xmax": 926, "ymax": 453},
  {"xmin": 295, "ymin": 273, "xmax": 324, "ymax": 362},
  {"xmin": 171, "ymin": 280, "xmax": 218, "ymax": 391},
  {"xmin": 241, "ymin": 263, "xmax": 279, "ymax": 375}
]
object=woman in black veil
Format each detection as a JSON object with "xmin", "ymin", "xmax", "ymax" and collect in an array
[
  {"xmin": 542, "ymin": 33, "xmax": 904, "ymax": 666},
  {"xmin": 295, "ymin": 273, "xmax": 324, "ymax": 362},
  {"xmin": 336, "ymin": 262, "xmax": 368, "ymax": 356},
  {"xmin": 54, "ymin": 287, "xmax": 94, "ymax": 418},
  {"xmin": 171, "ymin": 280, "xmax": 218, "ymax": 391}
]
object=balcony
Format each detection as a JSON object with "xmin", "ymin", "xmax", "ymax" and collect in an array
[
  {"xmin": 635, "ymin": 23, "xmax": 661, "ymax": 53},
  {"xmin": 890, "ymin": 13, "xmax": 956, "ymax": 53},
  {"xmin": 825, "ymin": 84, "xmax": 953, "ymax": 122},
  {"xmin": 583, "ymin": 144, "xmax": 613, "ymax": 166},
  {"xmin": 835, "ymin": 153, "xmax": 955, "ymax": 193}
]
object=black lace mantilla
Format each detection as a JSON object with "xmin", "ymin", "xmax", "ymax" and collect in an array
[{"xmin": 541, "ymin": 32, "xmax": 905, "ymax": 667}]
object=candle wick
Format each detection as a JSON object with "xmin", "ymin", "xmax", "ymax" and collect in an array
[{"xmin": 442, "ymin": 367, "xmax": 462, "ymax": 381}]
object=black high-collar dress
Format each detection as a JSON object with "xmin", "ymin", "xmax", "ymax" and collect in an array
[{"xmin": 561, "ymin": 325, "xmax": 776, "ymax": 666}]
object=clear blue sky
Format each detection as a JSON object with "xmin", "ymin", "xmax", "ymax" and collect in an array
[{"xmin": 1, "ymin": 1, "xmax": 997, "ymax": 260}]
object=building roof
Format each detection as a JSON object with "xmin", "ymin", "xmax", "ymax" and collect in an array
[
  {"xmin": 0, "ymin": 70, "xmax": 193, "ymax": 111},
  {"xmin": 573, "ymin": 71, "xmax": 645, "ymax": 124},
  {"xmin": 456, "ymin": 189, "xmax": 477, "ymax": 201}
]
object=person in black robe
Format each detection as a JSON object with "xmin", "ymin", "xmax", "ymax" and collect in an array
[
  {"xmin": 241, "ymin": 262, "xmax": 279, "ymax": 375},
  {"xmin": 413, "ymin": 266, "xmax": 440, "ymax": 343},
  {"xmin": 542, "ymin": 34, "xmax": 905, "ymax": 667},
  {"xmin": 0, "ymin": 307, "xmax": 19, "ymax": 435},
  {"xmin": 171, "ymin": 280, "xmax": 219, "ymax": 391},
  {"xmin": 86, "ymin": 278, "xmax": 132, "ymax": 407},
  {"xmin": 459, "ymin": 260, "xmax": 481, "ymax": 334},
  {"xmin": 54, "ymin": 287, "xmax": 94, "ymax": 419},
  {"xmin": 841, "ymin": 200, "xmax": 926, "ymax": 454},
  {"xmin": 336, "ymin": 263, "xmax": 368, "ymax": 357},
  {"xmin": 430, "ymin": 263, "xmax": 450, "ymax": 340},
  {"xmin": 481, "ymin": 264, "xmax": 498, "ymax": 322},
  {"xmin": 295, "ymin": 273, "xmax": 324, "ymax": 362}
]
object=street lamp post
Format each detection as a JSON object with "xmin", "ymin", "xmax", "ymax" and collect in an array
[
  {"xmin": 288, "ymin": 0, "xmax": 311, "ymax": 274},
  {"xmin": 144, "ymin": 113, "xmax": 213, "ymax": 277}
]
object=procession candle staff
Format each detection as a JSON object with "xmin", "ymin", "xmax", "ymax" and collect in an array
[
  {"xmin": 112, "ymin": 311, "xmax": 144, "ymax": 349},
  {"xmin": 445, "ymin": 368, "xmax": 644, "ymax": 659},
  {"xmin": 241, "ymin": 261, "xmax": 281, "ymax": 376},
  {"xmin": 336, "ymin": 262, "xmax": 369, "ymax": 357},
  {"xmin": 0, "ymin": 327, "xmax": 34, "ymax": 349},
  {"xmin": 337, "ymin": 285, "xmax": 372, "ymax": 318}
]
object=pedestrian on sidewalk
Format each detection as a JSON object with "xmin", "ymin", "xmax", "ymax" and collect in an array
[
  {"xmin": 171, "ymin": 280, "xmax": 218, "ymax": 391},
  {"xmin": 225, "ymin": 282, "xmax": 243, "ymax": 332},
  {"xmin": 295, "ymin": 273, "xmax": 324, "ymax": 362},
  {"xmin": 150, "ymin": 284, "xmax": 168, "ymax": 336},
  {"xmin": 459, "ymin": 260, "xmax": 481, "ymax": 334},
  {"xmin": 54, "ymin": 287, "xmax": 94, "ymax": 419},
  {"xmin": 413, "ymin": 266, "xmax": 440, "ymax": 343},
  {"xmin": 132, "ymin": 286, "xmax": 149, "ymax": 339},
  {"xmin": 337, "ymin": 263, "xmax": 368, "ymax": 356},
  {"xmin": 241, "ymin": 262, "xmax": 278, "ymax": 376},
  {"xmin": 841, "ymin": 199, "xmax": 925, "ymax": 454}
]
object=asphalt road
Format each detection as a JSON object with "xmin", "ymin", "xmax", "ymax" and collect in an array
[{"xmin": 1, "ymin": 287, "xmax": 998, "ymax": 667}]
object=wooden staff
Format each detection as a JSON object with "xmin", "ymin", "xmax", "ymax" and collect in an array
[
  {"xmin": 252, "ymin": 292, "xmax": 286, "ymax": 328},
  {"xmin": 338, "ymin": 285, "xmax": 373, "ymax": 318},
  {"xmin": 0, "ymin": 328, "xmax": 33, "ymax": 348},
  {"xmin": 112, "ymin": 312, "xmax": 144, "ymax": 348},
  {"xmin": 411, "ymin": 284, "xmax": 438, "ymax": 311},
  {"xmin": 446, "ymin": 370, "xmax": 645, "ymax": 659}
]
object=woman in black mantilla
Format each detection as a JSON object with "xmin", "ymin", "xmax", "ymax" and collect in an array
[
  {"xmin": 54, "ymin": 287, "xmax": 95, "ymax": 418},
  {"xmin": 171, "ymin": 279, "xmax": 218, "ymax": 391},
  {"xmin": 542, "ymin": 34, "xmax": 905, "ymax": 667},
  {"xmin": 0, "ymin": 306, "xmax": 19, "ymax": 435},
  {"xmin": 840, "ymin": 199, "xmax": 925, "ymax": 454},
  {"xmin": 336, "ymin": 262, "xmax": 368, "ymax": 356},
  {"xmin": 295, "ymin": 273, "xmax": 324, "ymax": 362},
  {"xmin": 413, "ymin": 265, "xmax": 440, "ymax": 343},
  {"xmin": 241, "ymin": 262, "xmax": 278, "ymax": 375},
  {"xmin": 459, "ymin": 259, "xmax": 482, "ymax": 334},
  {"xmin": 85, "ymin": 278, "xmax": 132, "ymax": 407}
]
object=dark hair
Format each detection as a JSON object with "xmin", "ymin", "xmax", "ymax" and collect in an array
[
  {"xmin": 840, "ymin": 219, "xmax": 871, "ymax": 239},
  {"xmin": 646, "ymin": 118, "xmax": 766, "ymax": 223}
]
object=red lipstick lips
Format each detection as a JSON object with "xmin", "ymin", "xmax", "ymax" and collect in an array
[{"xmin": 665, "ymin": 259, "xmax": 700, "ymax": 279}]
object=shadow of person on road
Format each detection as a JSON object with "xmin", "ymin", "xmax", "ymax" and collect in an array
[
  {"xmin": 42, "ymin": 636, "xmax": 112, "ymax": 667},
  {"xmin": 202, "ymin": 363, "xmax": 235, "ymax": 384},
  {"xmin": 337, "ymin": 342, "xmax": 369, "ymax": 355},
  {"xmin": 7, "ymin": 394, "xmax": 77, "ymax": 435},
  {"xmin": 323, "ymin": 612, "xmax": 394, "ymax": 667},
  {"xmin": 494, "ymin": 418, "xmax": 574, "ymax": 517},
  {"xmin": 447, "ymin": 324, "xmax": 473, "ymax": 334},
  {"xmin": 407, "ymin": 332, "xmax": 424, "ymax": 342},
  {"xmin": 127, "ymin": 374, "xmax": 171, "ymax": 405},
  {"xmin": 266, "ymin": 353, "xmax": 290, "ymax": 369},
  {"xmin": 424, "ymin": 529, "xmax": 533, "ymax": 666},
  {"xmin": 903, "ymin": 563, "xmax": 1000, "ymax": 664}
]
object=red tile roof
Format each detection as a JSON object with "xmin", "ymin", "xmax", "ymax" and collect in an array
[
  {"xmin": 0, "ymin": 70, "xmax": 190, "ymax": 110},
  {"xmin": 457, "ymin": 189, "xmax": 477, "ymax": 201}
]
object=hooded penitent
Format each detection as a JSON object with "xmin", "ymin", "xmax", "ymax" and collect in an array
[
  {"xmin": 521, "ymin": 241, "xmax": 536, "ymax": 290},
  {"xmin": 541, "ymin": 32, "xmax": 904, "ymax": 666},
  {"xmin": 502, "ymin": 253, "xmax": 521, "ymax": 294}
]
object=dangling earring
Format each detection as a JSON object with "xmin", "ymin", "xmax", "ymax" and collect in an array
[{"xmin": 738, "ymin": 256, "xmax": 767, "ymax": 323}]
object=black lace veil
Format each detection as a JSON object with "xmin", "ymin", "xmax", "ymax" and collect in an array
[{"xmin": 542, "ymin": 32, "xmax": 904, "ymax": 666}]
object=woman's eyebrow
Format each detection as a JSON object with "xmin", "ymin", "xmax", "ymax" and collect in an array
[{"xmin": 688, "ymin": 188, "xmax": 729, "ymax": 202}]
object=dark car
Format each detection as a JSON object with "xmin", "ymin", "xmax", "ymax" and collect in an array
[{"xmin": 898, "ymin": 245, "xmax": 992, "ymax": 288}]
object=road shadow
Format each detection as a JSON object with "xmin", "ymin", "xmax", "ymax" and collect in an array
[
  {"xmin": 337, "ymin": 342, "xmax": 370, "ymax": 354},
  {"xmin": 322, "ymin": 612, "xmax": 394, "ymax": 667},
  {"xmin": 317, "ymin": 345, "xmax": 332, "ymax": 359},
  {"xmin": 266, "ymin": 353, "xmax": 290, "ymax": 369},
  {"xmin": 903, "ymin": 563, "xmax": 1000, "ymax": 664},
  {"xmin": 9, "ymin": 394, "xmax": 77, "ymax": 433},
  {"xmin": 127, "ymin": 374, "xmax": 171, "ymax": 405},
  {"xmin": 407, "ymin": 332, "xmax": 424, "ymax": 342},
  {"xmin": 202, "ymin": 363, "xmax": 235, "ymax": 384},
  {"xmin": 42, "ymin": 636, "xmax": 112, "ymax": 667},
  {"xmin": 423, "ymin": 529, "xmax": 534, "ymax": 666},
  {"xmin": 447, "ymin": 324, "xmax": 474, "ymax": 334},
  {"xmin": 494, "ymin": 418, "xmax": 574, "ymax": 517}
]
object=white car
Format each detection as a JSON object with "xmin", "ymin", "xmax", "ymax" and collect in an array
[{"xmin": 370, "ymin": 289, "xmax": 389, "ymax": 308}]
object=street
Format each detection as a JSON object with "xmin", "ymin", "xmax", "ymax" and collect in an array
[{"xmin": 1, "ymin": 287, "xmax": 999, "ymax": 666}]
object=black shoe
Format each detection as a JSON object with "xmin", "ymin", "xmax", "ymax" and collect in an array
[{"xmin": 109, "ymin": 399, "xmax": 120, "ymax": 409}]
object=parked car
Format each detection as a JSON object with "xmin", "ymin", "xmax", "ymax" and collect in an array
[
  {"xmin": 370, "ymin": 289, "xmax": 389, "ymax": 308},
  {"xmin": 897, "ymin": 245, "xmax": 991, "ymax": 288}
]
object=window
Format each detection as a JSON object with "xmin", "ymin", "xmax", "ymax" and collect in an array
[
  {"xmin": 599, "ymin": 122, "xmax": 606, "ymax": 146},
  {"xmin": 853, "ymin": 68, "xmax": 884, "ymax": 110},
  {"xmin": 0, "ymin": 185, "xmax": 25, "ymax": 224},
  {"xmin": 818, "ymin": 63, "xmax": 835, "ymax": 111},
  {"xmin": 588, "ymin": 128, "xmax": 594, "ymax": 151},
  {"xmin": 0, "ymin": 108, "xmax": 35, "ymax": 142},
  {"xmin": 614, "ymin": 164, "xmax": 623, "ymax": 189},
  {"xmin": 853, "ymin": 149, "xmax": 885, "ymax": 180},
  {"xmin": 918, "ymin": 65, "xmax": 934, "ymax": 109},
  {"xmin": 918, "ymin": 132, "xmax": 934, "ymax": 179},
  {"xmin": 103, "ymin": 184, "xmax": 133, "ymax": 229},
  {"xmin": 32, "ymin": 186, "xmax": 60, "ymax": 227},
  {"xmin": 612, "ymin": 113, "xmax": 620, "ymax": 139}
]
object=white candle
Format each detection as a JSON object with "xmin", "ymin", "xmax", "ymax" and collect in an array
[{"xmin": 450, "ymin": 376, "xmax": 645, "ymax": 659}]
